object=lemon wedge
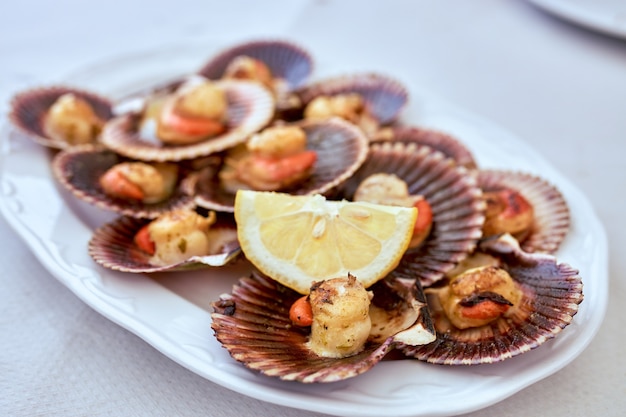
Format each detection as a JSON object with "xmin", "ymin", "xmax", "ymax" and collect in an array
[{"xmin": 234, "ymin": 190, "xmax": 417, "ymax": 294}]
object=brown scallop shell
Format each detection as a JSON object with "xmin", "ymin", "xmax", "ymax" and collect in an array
[
  {"xmin": 339, "ymin": 142, "xmax": 485, "ymax": 287},
  {"xmin": 210, "ymin": 270, "xmax": 434, "ymax": 383},
  {"xmin": 478, "ymin": 169, "xmax": 570, "ymax": 254},
  {"xmin": 370, "ymin": 125, "xmax": 478, "ymax": 170},
  {"xmin": 51, "ymin": 144, "xmax": 196, "ymax": 219},
  {"xmin": 297, "ymin": 73, "xmax": 409, "ymax": 125},
  {"xmin": 100, "ymin": 79, "xmax": 274, "ymax": 162},
  {"xmin": 197, "ymin": 39, "xmax": 314, "ymax": 90},
  {"xmin": 194, "ymin": 117, "xmax": 369, "ymax": 212},
  {"xmin": 88, "ymin": 211, "xmax": 240, "ymax": 273},
  {"xmin": 400, "ymin": 233, "xmax": 584, "ymax": 365},
  {"xmin": 8, "ymin": 85, "xmax": 113, "ymax": 149}
]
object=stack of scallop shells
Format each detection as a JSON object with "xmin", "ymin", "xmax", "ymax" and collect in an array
[{"xmin": 8, "ymin": 39, "xmax": 582, "ymax": 382}]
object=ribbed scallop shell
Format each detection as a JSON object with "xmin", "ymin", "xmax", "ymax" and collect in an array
[
  {"xmin": 340, "ymin": 142, "xmax": 485, "ymax": 287},
  {"xmin": 400, "ymin": 234, "xmax": 584, "ymax": 365},
  {"xmin": 297, "ymin": 73, "xmax": 408, "ymax": 125},
  {"xmin": 194, "ymin": 117, "xmax": 369, "ymax": 212},
  {"xmin": 51, "ymin": 144, "xmax": 196, "ymax": 219},
  {"xmin": 210, "ymin": 270, "xmax": 434, "ymax": 383},
  {"xmin": 478, "ymin": 169, "xmax": 570, "ymax": 254},
  {"xmin": 197, "ymin": 39, "xmax": 314, "ymax": 90},
  {"xmin": 100, "ymin": 79, "xmax": 274, "ymax": 162},
  {"xmin": 88, "ymin": 212, "xmax": 240, "ymax": 273},
  {"xmin": 371, "ymin": 125, "xmax": 478, "ymax": 169},
  {"xmin": 8, "ymin": 85, "xmax": 113, "ymax": 149}
]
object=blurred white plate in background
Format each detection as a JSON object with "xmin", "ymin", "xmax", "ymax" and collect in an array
[{"xmin": 528, "ymin": 0, "xmax": 626, "ymax": 39}]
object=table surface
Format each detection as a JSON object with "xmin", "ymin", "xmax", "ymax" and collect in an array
[{"xmin": 1, "ymin": 1, "xmax": 625, "ymax": 416}]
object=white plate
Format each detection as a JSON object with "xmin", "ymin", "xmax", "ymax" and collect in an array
[
  {"xmin": 528, "ymin": 0, "xmax": 626, "ymax": 39},
  {"xmin": 0, "ymin": 42, "xmax": 609, "ymax": 417}
]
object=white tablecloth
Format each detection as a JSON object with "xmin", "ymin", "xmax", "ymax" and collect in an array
[{"xmin": 1, "ymin": 1, "xmax": 625, "ymax": 416}]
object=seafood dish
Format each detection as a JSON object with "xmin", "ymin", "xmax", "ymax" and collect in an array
[
  {"xmin": 212, "ymin": 270, "xmax": 435, "ymax": 383},
  {"xmin": 6, "ymin": 38, "xmax": 583, "ymax": 386},
  {"xmin": 89, "ymin": 209, "xmax": 241, "ymax": 273},
  {"xmin": 295, "ymin": 72, "xmax": 408, "ymax": 137},
  {"xmin": 101, "ymin": 78, "xmax": 275, "ymax": 162},
  {"xmin": 9, "ymin": 85, "xmax": 113, "ymax": 149},
  {"xmin": 477, "ymin": 169, "xmax": 570, "ymax": 254},
  {"xmin": 52, "ymin": 144, "xmax": 197, "ymax": 218},
  {"xmin": 401, "ymin": 234, "xmax": 582, "ymax": 365},
  {"xmin": 194, "ymin": 117, "xmax": 368, "ymax": 212}
]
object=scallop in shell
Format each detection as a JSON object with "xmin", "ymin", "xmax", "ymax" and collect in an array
[
  {"xmin": 51, "ymin": 144, "xmax": 196, "ymax": 218},
  {"xmin": 100, "ymin": 79, "xmax": 274, "ymax": 162},
  {"xmin": 210, "ymin": 270, "xmax": 435, "ymax": 383},
  {"xmin": 400, "ymin": 233, "xmax": 584, "ymax": 365},
  {"xmin": 194, "ymin": 117, "xmax": 369, "ymax": 212},
  {"xmin": 297, "ymin": 72, "xmax": 408, "ymax": 127},
  {"xmin": 340, "ymin": 141, "xmax": 485, "ymax": 287},
  {"xmin": 371, "ymin": 125, "xmax": 478, "ymax": 169},
  {"xmin": 88, "ymin": 211, "xmax": 241, "ymax": 273},
  {"xmin": 8, "ymin": 85, "xmax": 113, "ymax": 149},
  {"xmin": 478, "ymin": 169, "xmax": 570, "ymax": 254},
  {"xmin": 197, "ymin": 39, "xmax": 314, "ymax": 90}
]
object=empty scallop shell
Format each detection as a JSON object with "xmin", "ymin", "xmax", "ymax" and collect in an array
[
  {"xmin": 211, "ymin": 270, "xmax": 434, "ymax": 383},
  {"xmin": 51, "ymin": 144, "xmax": 196, "ymax": 218},
  {"xmin": 297, "ymin": 72, "xmax": 409, "ymax": 125},
  {"xmin": 194, "ymin": 117, "xmax": 369, "ymax": 212},
  {"xmin": 88, "ymin": 212, "xmax": 241, "ymax": 273},
  {"xmin": 100, "ymin": 79, "xmax": 274, "ymax": 162},
  {"xmin": 401, "ymin": 233, "xmax": 584, "ymax": 365},
  {"xmin": 371, "ymin": 125, "xmax": 478, "ymax": 169},
  {"xmin": 340, "ymin": 142, "xmax": 485, "ymax": 287},
  {"xmin": 8, "ymin": 85, "xmax": 113, "ymax": 149},
  {"xmin": 197, "ymin": 39, "xmax": 314, "ymax": 90},
  {"xmin": 478, "ymin": 169, "xmax": 570, "ymax": 254}
]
